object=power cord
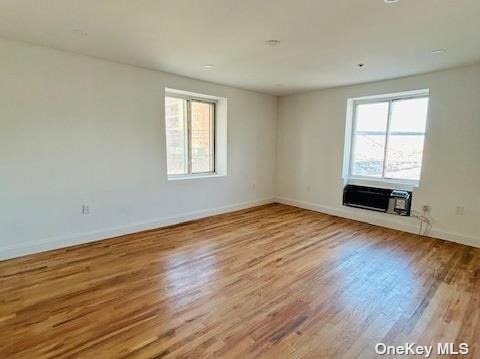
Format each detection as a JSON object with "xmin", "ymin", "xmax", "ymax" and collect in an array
[{"xmin": 411, "ymin": 207, "xmax": 432, "ymax": 236}]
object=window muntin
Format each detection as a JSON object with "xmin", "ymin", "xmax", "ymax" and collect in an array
[
  {"xmin": 165, "ymin": 96, "xmax": 215, "ymax": 176},
  {"xmin": 350, "ymin": 95, "xmax": 429, "ymax": 183}
]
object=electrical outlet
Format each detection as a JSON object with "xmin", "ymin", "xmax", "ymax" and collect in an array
[
  {"xmin": 82, "ymin": 205, "xmax": 90, "ymax": 215},
  {"xmin": 455, "ymin": 206, "xmax": 464, "ymax": 216}
]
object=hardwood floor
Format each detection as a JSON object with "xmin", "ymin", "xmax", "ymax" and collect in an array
[{"xmin": 1, "ymin": 204, "xmax": 479, "ymax": 358}]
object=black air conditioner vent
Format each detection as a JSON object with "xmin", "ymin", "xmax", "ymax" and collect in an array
[{"xmin": 343, "ymin": 184, "xmax": 412, "ymax": 216}]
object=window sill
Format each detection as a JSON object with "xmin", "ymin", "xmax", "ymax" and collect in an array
[
  {"xmin": 347, "ymin": 177, "xmax": 418, "ymax": 191},
  {"xmin": 168, "ymin": 173, "xmax": 226, "ymax": 181}
]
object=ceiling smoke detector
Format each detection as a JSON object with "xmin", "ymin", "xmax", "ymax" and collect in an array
[
  {"xmin": 203, "ymin": 64, "xmax": 214, "ymax": 70},
  {"xmin": 265, "ymin": 39, "xmax": 281, "ymax": 46},
  {"xmin": 431, "ymin": 49, "xmax": 447, "ymax": 54},
  {"xmin": 384, "ymin": 0, "xmax": 400, "ymax": 3}
]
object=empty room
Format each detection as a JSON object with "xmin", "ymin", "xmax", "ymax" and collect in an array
[{"xmin": 1, "ymin": 1, "xmax": 480, "ymax": 358}]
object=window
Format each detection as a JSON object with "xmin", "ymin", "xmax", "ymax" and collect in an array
[
  {"xmin": 347, "ymin": 90, "xmax": 429, "ymax": 185},
  {"xmin": 165, "ymin": 94, "xmax": 215, "ymax": 176}
]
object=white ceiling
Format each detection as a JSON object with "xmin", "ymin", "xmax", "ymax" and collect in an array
[{"xmin": 0, "ymin": 0, "xmax": 479, "ymax": 95}]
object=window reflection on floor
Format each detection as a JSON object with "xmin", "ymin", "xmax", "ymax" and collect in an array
[
  {"xmin": 164, "ymin": 246, "xmax": 218, "ymax": 311},
  {"xmin": 331, "ymin": 239, "xmax": 418, "ymax": 315}
]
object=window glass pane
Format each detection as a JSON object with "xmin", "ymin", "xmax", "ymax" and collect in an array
[
  {"xmin": 351, "ymin": 102, "xmax": 389, "ymax": 177},
  {"xmin": 355, "ymin": 102, "xmax": 389, "ymax": 132},
  {"xmin": 385, "ymin": 97, "xmax": 429, "ymax": 180},
  {"xmin": 384, "ymin": 134, "xmax": 425, "ymax": 180},
  {"xmin": 389, "ymin": 97, "xmax": 429, "ymax": 133},
  {"xmin": 351, "ymin": 132, "xmax": 386, "ymax": 177},
  {"xmin": 165, "ymin": 97, "xmax": 187, "ymax": 175},
  {"xmin": 191, "ymin": 101, "xmax": 214, "ymax": 173}
]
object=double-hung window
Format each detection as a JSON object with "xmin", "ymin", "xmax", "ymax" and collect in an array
[
  {"xmin": 165, "ymin": 94, "xmax": 216, "ymax": 177},
  {"xmin": 347, "ymin": 90, "xmax": 429, "ymax": 186}
]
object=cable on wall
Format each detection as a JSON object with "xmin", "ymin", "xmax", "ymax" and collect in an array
[{"xmin": 411, "ymin": 208, "xmax": 432, "ymax": 236}]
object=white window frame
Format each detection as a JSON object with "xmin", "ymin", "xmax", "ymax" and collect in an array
[
  {"xmin": 344, "ymin": 89, "xmax": 430, "ymax": 190},
  {"xmin": 164, "ymin": 90, "xmax": 219, "ymax": 180}
]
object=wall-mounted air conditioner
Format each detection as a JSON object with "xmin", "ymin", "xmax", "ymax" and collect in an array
[{"xmin": 343, "ymin": 184, "xmax": 412, "ymax": 216}]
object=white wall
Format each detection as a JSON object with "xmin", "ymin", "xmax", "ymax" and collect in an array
[
  {"xmin": 2, "ymin": 37, "xmax": 479, "ymax": 260},
  {"xmin": 276, "ymin": 64, "xmax": 480, "ymax": 247},
  {"xmin": 0, "ymin": 38, "xmax": 277, "ymax": 259}
]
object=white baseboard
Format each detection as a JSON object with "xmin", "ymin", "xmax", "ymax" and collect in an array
[
  {"xmin": 275, "ymin": 197, "xmax": 479, "ymax": 248},
  {"xmin": 3, "ymin": 196, "xmax": 477, "ymax": 261},
  {"xmin": 1, "ymin": 198, "xmax": 275, "ymax": 261}
]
